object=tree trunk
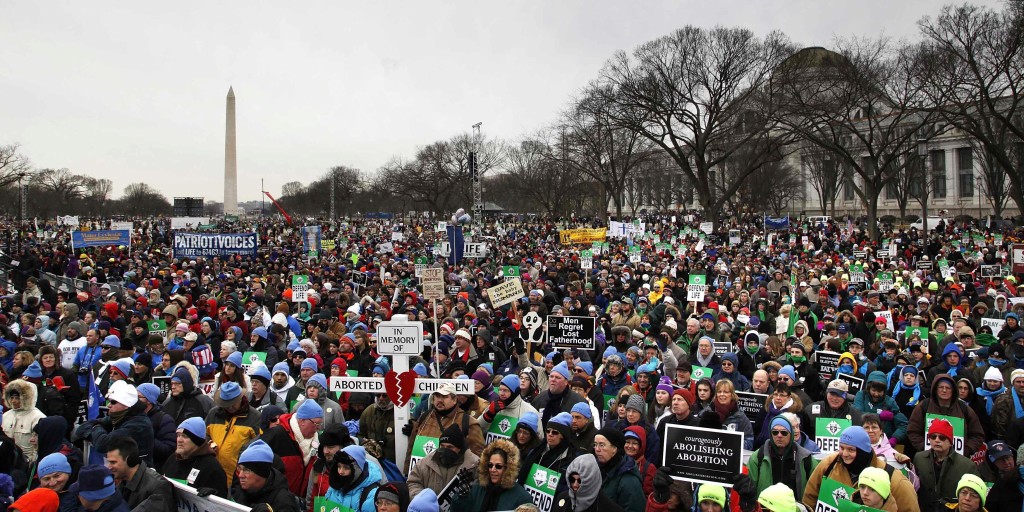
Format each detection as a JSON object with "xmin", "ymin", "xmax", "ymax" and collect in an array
[{"xmin": 864, "ymin": 186, "xmax": 881, "ymax": 241}]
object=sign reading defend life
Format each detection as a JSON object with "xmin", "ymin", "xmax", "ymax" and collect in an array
[
  {"xmin": 375, "ymin": 320, "xmax": 423, "ymax": 356},
  {"xmin": 687, "ymin": 274, "xmax": 707, "ymax": 302}
]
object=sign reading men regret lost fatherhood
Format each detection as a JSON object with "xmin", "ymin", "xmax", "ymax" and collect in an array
[
  {"xmin": 662, "ymin": 424, "xmax": 744, "ymax": 487},
  {"xmin": 547, "ymin": 316, "xmax": 596, "ymax": 350}
]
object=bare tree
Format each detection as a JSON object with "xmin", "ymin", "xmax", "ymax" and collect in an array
[
  {"xmin": 119, "ymin": 183, "xmax": 171, "ymax": 216},
  {"xmin": 600, "ymin": 25, "xmax": 795, "ymax": 227},
  {"xmin": 775, "ymin": 39, "xmax": 940, "ymax": 240},
  {"xmin": 801, "ymin": 145, "xmax": 845, "ymax": 216},
  {"xmin": 35, "ymin": 168, "xmax": 87, "ymax": 205},
  {"xmin": 917, "ymin": 4, "xmax": 1024, "ymax": 214},
  {"xmin": 0, "ymin": 144, "xmax": 32, "ymax": 189},
  {"xmin": 503, "ymin": 133, "xmax": 585, "ymax": 215},
  {"xmin": 280, "ymin": 181, "xmax": 304, "ymax": 197}
]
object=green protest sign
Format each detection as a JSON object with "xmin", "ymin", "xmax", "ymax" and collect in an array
[
  {"xmin": 524, "ymin": 464, "xmax": 561, "ymax": 512},
  {"xmin": 877, "ymin": 272, "xmax": 894, "ymax": 290},
  {"xmin": 485, "ymin": 414, "xmax": 519, "ymax": 443},
  {"xmin": 817, "ymin": 477, "xmax": 856, "ymax": 512},
  {"xmin": 925, "ymin": 414, "xmax": 965, "ymax": 454},
  {"xmin": 409, "ymin": 436, "xmax": 439, "ymax": 470},
  {"xmin": 241, "ymin": 351, "xmax": 267, "ymax": 373},
  {"xmin": 837, "ymin": 499, "xmax": 884, "ymax": 512},
  {"xmin": 501, "ymin": 266, "xmax": 520, "ymax": 279},
  {"xmin": 148, "ymin": 320, "xmax": 167, "ymax": 337},
  {"xmin": 905, "ymin": 327, "xmax": 928, "ymax": 342},
  {"xmin": 629, "ymin": 245, "xmax": 641, "ymax": 263},
  {"xmin": 815, "ymin": 417, "xmax": 851, "ymax": 453},
  {"xmin": 313, "ymin": 496, "xmax": 356, "ymax": 512},
  {"xmin": 691, "ymin": 365, "xmax": 713, "ymax": 380},
  {"xmin": 602, "ymin": 394, "xmax": 615, "ymax": 423}
]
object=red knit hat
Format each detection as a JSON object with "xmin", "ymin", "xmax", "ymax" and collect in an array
[
  {"xmin": 673, "ymin": 387, "xmax": 695, "ymax": 408},
  {"xmin": 10, "ymin": 488, "xmax": 60, "ymax": 512},
  {"xmin": 928, "ymin": 418, "xmax": 954, "ymax": 442}
]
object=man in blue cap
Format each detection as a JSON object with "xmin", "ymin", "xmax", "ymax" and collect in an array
[
  {"xmin": 136, "ymin": 383, "xmax": 176, "ymax": 471},
  {"xmin": 208, "ymin": 381, "xmax": 261, "ymax": 488},
  {"xmin": 262, "ymin": 398, "xmax": 323, "ymax": 497},
  {"xmin": 247, "ymin": 364, "xmax": 279, "ymax": 408},
  {"xmin": 72, "ymin": 465, "xmax": 129, "ymax": 512},
  {"xmin": 161, "ymin": 418, "xmax": 227, "ymax": 496},
  {"xmin": 233, "ymin": 440, "xmax": 298, "ymax": 512}
]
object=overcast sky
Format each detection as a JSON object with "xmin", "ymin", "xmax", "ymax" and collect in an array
[{"xmin": 0, "ymin": 1, "xmax": 1005, "ymax": 204}]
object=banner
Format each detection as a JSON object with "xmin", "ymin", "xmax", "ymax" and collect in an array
[
  {"xmin": 172, "ymin": 232, "xmax": 258, "ymax": 259},
  {"xmin": 171, "ymin": 217, "xmax": 210, "ymax": 229},
  {"xmin": 301, "ymin": 225, "xmax": 322, "ymax": 257},
  {"xmin": 662, "ymin": 424, "xmax": 743, "ymax": 486},
  {"xmin": 558, "ymin": 228, "xmax": 607, "ymax": 244},
  {"xmin": 735, "ymin": 392, "xmax": 768, "ymax": 422},
  {"xmin": 524, "ymin": 463, "xmax": 561, "ymax": 512},
  {"xmin": 486, "ymin": 414, "xmax": 520, "ymax": 443},
  {"xmin": 547, "ymin": 316, "xmax": 596, "ymax": 350},
  {"xmin": 815, "ymin": 417, "xmax": 851, "ymax": 453},
  {"xmin": 836, "ymin": 373, "xmax": 864, "ymax": 396},
  {"xmin": 816, "ymin": 351, "xmax": 841, "ymax": 380},
  {"xmin": 712, "ymin": 342, "xmax": 731, "ymax": 356},
  {"xmin": 57, "ymin": 215, "xmax": 79, "ymax": 226},
  {"xmin": 764, "ymin": 216, "xmax": 790, "ymax": 230},
  {"xmin": 168, "ymin": 477, "xmax": 251, "ymax": 512},
  {"xmin": 608, "ymin": 221, "xmax": 645, "ymax": 238},
  {"xmin": 925, "ymin": 414, "xmax": 965, "ymax": 454},
  {"xmin": 71, "ymin": 230, "xmax": 132, "ymax": 249},
  {"xmin": 487, "ymin": 278, "xmax": 525, "ymax": 309}
]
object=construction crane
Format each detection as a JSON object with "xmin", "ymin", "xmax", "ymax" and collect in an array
[{"xmin": 262, "ymin": 191, "xmax": 293, "ymax": 225}]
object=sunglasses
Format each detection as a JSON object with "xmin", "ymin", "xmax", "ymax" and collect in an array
[
  {"xmin": 546, "ymin": 429, "xmax": 562, "ymax": 436},
  {"xmin": 568, "ymin": 475, "xmax": 581, "ymax": 484},
  {"xmin": 487, "ymin": 463, "xmax": 505, "ymax": 470},
  {"xmin": 928, "ymin": 434, "xmax": 948, "ymax": 441},
  {"xmin": 771, "ymin": 430, "xmax": 789, "ymax": 437}
]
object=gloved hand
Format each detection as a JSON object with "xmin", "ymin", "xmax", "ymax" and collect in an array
[
  {"xmin": 514, "ymin": 336, "xmax": 526, "ymax": 356},
  {"xmin": 653, "ymin": 467, "xmax": 673, "ymax": 503},
  {"xmin": 731, "ymin": 473, "xmax": 758, "ymax": 512},
  {"xmin": 401, "ymin": 422, "xmax": 413, "ymax": 436},
  {"xmin": 878, "ymin": 410, "xmax": 894, "ymax": 422},
  {"xmin": 889, "ymin": 437, "xmax": 899, "ymax": 448},
  {"xmin": 483, "ymin": 400, "xmax": 506, "ymax": 422},
  {"xmin": 250, "ymin": 504, "xmax": 273, "ymax": 512},
  {"xmin": 197, "ymin": 488, "xmax": 217, "ymax": 497}
]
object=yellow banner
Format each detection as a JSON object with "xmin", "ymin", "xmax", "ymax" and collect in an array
[{"xmin": 559, "ymin": 228, "xmax": 607, "ymax": 244}]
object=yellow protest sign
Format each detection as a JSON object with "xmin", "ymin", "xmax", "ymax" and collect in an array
[{"xmin": 559, "ymin": 228, "xmax": 607, "ymax": 245}]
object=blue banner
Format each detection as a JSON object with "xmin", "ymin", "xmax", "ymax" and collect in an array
[
  {"xmin": 301, "ymin": 225, "xmax": 322, "ymax": 255},
  {"xmin": 764, "ymin": 216, "xmax": 790, "ymax": 230},
  {"xmin": 446, "ymin": 225, "xmax": 464, "ymax": 265},
  {"xmin": 71, "ymin": 230, "xmax": 132, "ymax": 249},
  {"xmin": 172, "ymin": 232, "xmax": 258, "ymax": 259}
]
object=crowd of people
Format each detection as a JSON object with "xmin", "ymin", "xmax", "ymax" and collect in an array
[{"xmin": 0, "ymin": 212, "xmax": 1020, "ymax": 512}]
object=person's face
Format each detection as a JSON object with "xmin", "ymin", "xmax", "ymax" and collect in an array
[
  {"xmin": 300, "ymin": 367, "xmax": 315, "ymax": 381},
  {"xmin": 299, "ymin": 417, "xmax": 322, "ymax": 438},
  {"xmin": 995, "ymin": 454, "xmax": 1015, "ymax": 473},
  {"xmin": 625, "ymin": 408, "xmax": 641, "ymax": 424},
  {"xmin": 772, "ymin": 389, "xmax": 791, "ymax": 409},
  {"xmin": 958, "ymin": 381, "xmax": 972, "ymax": 399},
  {"xmin": 41, "ymin": 353, "xmax": 56, "ymax": 369},
  {"xmin": 624, "ymin": 437, "xmax": 641, "ymax": 458},
  {"xmin": 863, "ymin": 422, "xmax": 882, "ymax": 444},
  {"xmin": 686, "ymin": 321, "xmax": 699, "ymax": 335},
  {"xmin": 105, "ymin": 451, "xmax": 131, "ymax": 482},
  {"xmin": 698, "ymin": 341, "xmax": 712, "ymax": 356},
  {"xmin": 170, "ymin": 380, "xmax": 183, "ymax": 396},
  {"xmin": 699, "ymin": 501, "xmax": 723, "ymax": 512},
  {"xmin": 593, "ymin": 435, "xmax": 617, "ymax": 464},
  {"xmin": 1014, "ymin": 378, "xmax": 1024, "ymax": 395},
  {"xmin": 936, "ymin": 381, "xmax": 954, "ymax": 401},
  {"xmin": 176, "ymin": 431, "xmax": 198, "ymax": 457},
  {"xmin": 487, "ymin": 453, "xmax": 506, "ymax": 485},
  {"xmin": 902, "ymin": 370, "xmax": 917, "ymax": 387},
  {"xmin": 957, "ymin": 487, "xmax": 982, "ymax": 512},
  {"xmin": 698, "ymin": 385, "xmax": 711, "ymax": 400},
  {"xmin": 570, "ymin": 412, "xmax": 589, "ymax": 431},
  {"xmin": 545, "ymin": 427, "xmax": 563, "ymax": 448},
  {"xmin": 39, "ymin": 471, "xmax": 70, "ymax": 492},
  {"xmin": 237, "ymin": 464, "xmax": 267, "ymax": 491},
  {"xmin": 515, "ymin": 428, "xmax": 532, "ymax": 445},
  {"xmin": 839, "ymin": 444, "xmax": 858, "ymax": 465},
  {"xmin": 770, "ymin": 425, "xmax": 791, "ymax": 449},
  {"xmin": 273, "ymin": 372, "xmax": 287, "ymax": 386},
  {"xmin": 752, "ymin": 373, "xmax": 769, "ymax": 393},
  {"xmin": 868, "ymin": 385, "xmax": 885, "ymax": 402},
  {"xmin": 433, "ymin": 393, "xmax": 456, "ymax": 410},
  {"xmin": 720, "ymin": 360, "xmax": 734, "ymax": 373},
  {"xmin": 826, "ymin": 392, "xmax": 845, "ymax": 409},
  {"xmin": 306, "ymin": 386, "xmax": 320, "ymax": 400},
  {"xmin": 858, "ymin": 484, "xmax": 885, "ymax": 508},
  {"xmin": 86, "ymin": 330, "xmax": 99, "ymax": 345},
  {"xmin": 929, "ymin": 432, "xmax": 951, "ymax": 455},
  {"xmin": 671, "ymin": 395, "xmax": 690, "ymax": 416},
  {"xmin": 548, "ymin": 371, "xmax": 568, "ymax": 394},
  {"xmin": 715, "ymin": 388, "xmax": 731, "ymax": 405}
]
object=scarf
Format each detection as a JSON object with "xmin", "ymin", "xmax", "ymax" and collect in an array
[
  {"xmin": 696, "ymin": 352, "xmax": 714, "ymax": 367},
  {"xmin": 893, "ymin": 380, "xmax": 921, "ymax": 407},
  {"xmin": 715, "ymin": 399, "xmax": 738, "ymax": 422},
  {"xmin": 1014, "ymin": 386, "xmax": 1024, "ymax": 420},
  {"xmin": 976, "ymin": 385, "xmax": 1006, "ymax": 415},
  {"xmin": 289, "ymin": 414, "xmax": 318, "ymax": 465},
  {"xmin": 481, "ymin": 483, "xmax": 506, "ymax": 512}
]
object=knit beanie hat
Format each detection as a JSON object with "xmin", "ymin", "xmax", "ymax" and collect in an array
[
  {"xmin": 625, "ymin": 394, "xmax": 647, "ymax": 414},
  {"xmin": 301, "ymin": 357, "xmax": 319, "ymax": 372},
  {"xmin": 770, "ymin": 415, "xmax": 793, "ymax": 435},
  {"xmin": 10, "ymin": 488, "xmax": 59, "ymax": 512},
  {"xmin": 178, "ymin": 417, "xmax": 207, "ymax": 446},
  {"xmin": 23, "ymin": 361, "xmax": 42, "ymax": 379},
  {"xmin": 500, "ymin": 374, "xmax": 520, "ymax": 393},
  {"xmin": 596, "ymin": 426, "xmax": 626, "ymax": 452},
  {"xmin": 697, "ymin": 484, "xmax": 726, "ymax": 507},
  {"xmin": 517, "ymin": 411, "xmax": 539, "ymax": 435},
  {"xmin": 439, "ymin": 424, "xmax": 466, "ymax": 451},
  {"xmin": 779, "ymin": 365, "xmax": 797, "ymax": 382},
  {"xmin": 408, "ymin": 488, "xmax": 439, "ymax": 512},
  {"xmin": 551, "ymin": 362, "xmax": 571, "ymax": 381},
  {"xmin": 839, "ymin": 426, "xmax": 872, "ymax": 453},
  {"xmin": 758, "ymin": 482, "xmax": 798, "ymax": 512},
  {"xmin": 571, "ymin": 402, "xmax": 592, "ymax": 419},
  {"xmin": 673, "ymin": 388, "xmax": 695, "ymax": 407},
  {"xmin": 37, "ymin": 453, "xmax": 72, "ymax": 478},
  {"xmin": 296, "ymin": 399, "xmax": 324, "ymax": 419},
  {"xmin": 272, "ymin": 361, "xmax": 290, "ymax": 376},
  {"xmin": 238, "ymin": 439, "xmax": 274, "ymax": 478},
  {"xmin": 137, "ymin": 383, "xmax": 160, "ymax": 405},
  {"xmin": 250, "ymin": 365, "xmax": 272, "ymax": 386},
  {"xmin": 956, "ymin": 474, "xmax": 987, "ymax": 506},
  {"xmin": 859, "ymin": 466, "xmax": 891, "ymax": 499},
  {"xmin": 928, "ymin": 418, "xmax": 954, "ymax": 441},
  {"xmin": 549, "ymin": 412, "xmax": 574, "ymax": 438},
  {"xmin": 225, "ymin": 351, "xmax": 243, "ymax": 369}
]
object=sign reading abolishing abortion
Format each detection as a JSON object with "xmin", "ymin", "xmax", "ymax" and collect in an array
[{"xmin": 662, "ymin": 424, "xmax": 743, "ymax": 487}]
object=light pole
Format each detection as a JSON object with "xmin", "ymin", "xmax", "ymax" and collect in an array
[{"xmin": 917, "ymin": 139, "xmax": 930, "ymax": 234}]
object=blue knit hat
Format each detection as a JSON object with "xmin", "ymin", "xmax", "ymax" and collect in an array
[
  {"xmin": 500, "ymin": 374, "xmax": 521, "ymax": 392},
  {"xmin": 571, "ymin": 402, "xmax": 592, "ymax": 419},
  {"xmin": 301, "ymin": 358, "xmax": 319, "ymax": 372},
  {"xmin": 137, "ymin": 383, "xmax": 160, "ymax": 405},
  {"xmin": 272, "ymin": 361, "xmax": 290, "ymax": 376},
  {"xmin": 226, "ymin": 351, "xmax": 243, "ymax": 368},
  {"xmin": 409, "ymin": 488, "xmax": 439, "ymax": 512},
  {"xmin": 603, "ymin": 346, "xmax": 617, "ymax": 358},
  {"xmin": 413, "ymin": 363, "xmax": 428, "ymax": 377},
  {"xmin": 296, "ymin": 399, "xmax": 324, "ymax": 419},
  {"xmin": 101, "ymin": 335, "xmax": 120, "ymax": 348},
  {"xmin": 721, "ymin": 352, "xmax": 739, "ymax": 366},
  {"xmin": 238, "ymin": 439, "xmax": 274, "ymax": 464},
  {"xmin": 770, "ymin": 415, "xmax": 793, "ymax": 434},
  {"xmin": 109, "ymin": 359, "xmax": 133, "ymax": 379},
  {"xmin": 250, "ymin": 365, "xmax": 272, "ymax": 385},
  {"xmin": 551, "ymin": 362, "xmax": 571, "ymax": 381},
  {"xmin": 178, "ymin": 417, "xmax": 207, "ymax": 440},
  {"xmin": 517, "ymin": 411, "xmax": 540, "ymax": 434},
  {"xmin": 577, "ymin": 361, "xmax": 594, "ymax": 376},
  {"xmin": 550, "ymin": 412, "xmax": 573, "ymax": 427},
  {"xmin": 252, "ymin": 327, "xmax": 268, "ymax": 339},
  {"xmin": 23, "ymin": 361, "xmax": 42, "ymax": 379},
  {"xmin": 218, "ymin": 382, "xmax": 242, "ymax": 401},
  {"xmin": 287, "ymin": 340, "xmax": 301, "ymax": 351},
  {"xmin": 839, "ymin": 426, "xmax": 872, "ymax": 453},
  {"xmin": 77, "ymin": 465, "xmax": 116, "ymax": 501},
  {"xmin": 779, "ymin": 365, "xmax": 797, "ymax": 382},
  {"xmin": 37, "ymin": 453, "xmax": 72, "ymax": 478},
  {"xmin": 306, "ymin": 373, "xmax": 328, "ymax": 391}
]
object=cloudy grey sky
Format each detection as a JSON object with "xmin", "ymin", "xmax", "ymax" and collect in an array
[{"xmin": 0, "ymin": 1, "xmax": 1004, "ymax": 203}]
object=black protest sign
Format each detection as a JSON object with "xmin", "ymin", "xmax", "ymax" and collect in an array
[
  {"xmin": 352, "ymin": 272, "xmax": 368, "ymax": 287},
  {"xmin": 836, "ymin": 373, "xmax": 864, "ymax": 396},
  {"xmin": 736, "ymin": 391, "xmax": 768, "ymax": 422},
  {"xmin": 438, "ymin": 467, "xmax": 475, "ymax": 512},
  {"xmin": 713, "ymin": 342, "xmax": 732, "ymax": 356},
  {"xmin": 816, "ymin": 351, "xmax": 841, "ymax": 380},
  {"xmin": 547, "ymin": 316, "xmax": 596, "ymax": 350},
  {"xmin": 152, "ymin": 376, "xmax": 172, "ymax": 402},
  {"xmin": 662, "ymin": 424, "xmax": 744, "ymax": 486}
]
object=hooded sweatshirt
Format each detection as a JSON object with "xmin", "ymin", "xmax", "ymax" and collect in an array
[
  {"xmin": 2, "ymin": 380, "xmax": 47, "ymax": 462},
  {"xmin": 564, "ymin": 454, "xmax": 602, "ymax": 511}
]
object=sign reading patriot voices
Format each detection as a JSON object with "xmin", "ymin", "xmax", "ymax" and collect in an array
[
  {"xmin": 172, "ymin": 232, "xmax": 258, "ymax": 258},
  {"xmin": 547, "ymin": 316, "xmax": 596, "ymax": 350},
  {"xmin": 662, "ymin": 424, "xmax": 743, "ymax": 486}
]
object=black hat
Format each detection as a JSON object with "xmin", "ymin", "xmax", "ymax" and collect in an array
[
  {"xmin": 439, "ymin": 424, "xmax": 466, "ymax": 451},
  {"xmin": 596, "ymin": 426, "xmax": 626, "ymax": 452}
]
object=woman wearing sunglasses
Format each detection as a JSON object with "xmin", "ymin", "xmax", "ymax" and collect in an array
[{"xmin": 450, "ymin": 438, "xmax": 532, "ymax": 511}]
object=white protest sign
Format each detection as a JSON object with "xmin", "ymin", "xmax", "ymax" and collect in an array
[
  {"xmin": 699, "ymin": 222, "xmax": 713, "ymax": 235},
  {"xmin": 375, "ymin": 320, "xmax": 424, "ymax": 356},
  {"xmin": 328, "ymin": 377, "xmax": 473, "ymax": 395},
  {"xmin": 981, "ymin": 318, "xmax": 1006, "ymax": 333},
  {"xmin": 421, "ymin": 267, "xmax": 445, "ymax": 301},
  {"xmin": 291, "ymin": 275, "xmax": 309, "ymax": 302},
  {"xmin": 876, "ymin": 310, "xmax": 893, "ymax": 331},
  {"xmin": 168, "ymin": 477, "xmax": 250, "ymax": 512},
  {"xmin": 487, "ymin": 278, "xmax": 525, "ymax": 308}
]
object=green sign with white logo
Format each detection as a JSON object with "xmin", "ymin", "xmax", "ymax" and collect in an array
[
  {"xmin": 501, "ymin": 266, "xmax": 520, "ymax": 280},
  {"xmin": 409, "ymin": 436, "xmax": 439, "ymax": 470},
  {"xmin": 241, "ymin": 351, "xmax": 267, "ymax": 373},
  {"xmin": 525, "ymin": 463, "xmax": 561, "ymax": 512},
  {"xmin": 313, "ymin": 496, "xmax": 355, "ymax": 512},
  {"xmin": 691, "ymin": 365, "xmax": 713, "ymax": 380},
  {"xmin": 815, "ymin": 417, "xmax": 851, "ymax": 453},
  {"xmin": 486, "ymin": 413, "xmax": 519, "ymax": 443},
  {"xmin": 148, "ymin": 320, "xmax": 167, "ymax": 338},
  {"xmin": 816, "ymin": 477, "xmax": 856, "ymax": 512}
]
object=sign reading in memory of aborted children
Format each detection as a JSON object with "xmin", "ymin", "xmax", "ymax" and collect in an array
[
  {"xmin": 374, "ymin": 320, "xmax": 424, "ymax": 356},
  {"xmin": 487, "ymin": 277, "xmax": 525, "ymax": 309},
  {"xmin": 735, "ymin": 392, "xmax": 769, "ymax": 422},
  {"xmin": 662, "ymin": 424, "xmax": 743, "ymax": 487},
  {"xmin": 547, "ymin": 316, "xmax": 596, "ymax": 350}
]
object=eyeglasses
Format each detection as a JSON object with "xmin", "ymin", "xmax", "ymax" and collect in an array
[
  {"xmin": 546, "ymin": 429, "xmax": 561, "ymax": 436},
  {"xmin": 771, "ymin": 430, "xmax": 789, "ymax": 437},
  {"xmin": 721, "ymin": 362, "xmax": 733, "ymax": 367},
  {"xmin": 593, "ymin": 442, "xmax": 610, "ymax": 449},
  {"xmin": 487, "ymin": 463, "xmax": 505, "ymax": 470},
  {"xmin": 573, "ymin": 368, "xmax": 587, "ymax": 374},
  {"xmin": 928, "ymin": 434, "xmax": 948, "ymax": 441},
  {"xmin": 305, "ymin": 419, "xmax": 324, "ymax": 427},
  {"xmin": 568, "ymin": 475, "xmax": 581, "ymax": 484}
]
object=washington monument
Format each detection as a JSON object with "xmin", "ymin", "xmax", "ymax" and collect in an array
[{"xmin": 224, "ymin": 86, "xmax": 238, "ymax": 214}]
